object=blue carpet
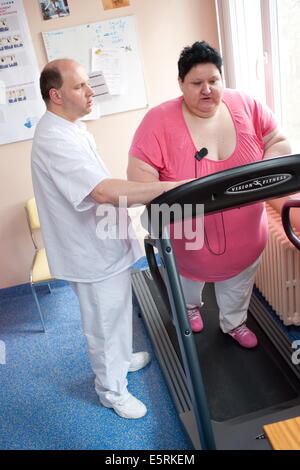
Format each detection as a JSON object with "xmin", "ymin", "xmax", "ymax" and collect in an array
[
  {"xmin": 2, "ymin": 256, "xmax": 300, "ymax": 451},
  {"xmin": 0, "ymin": 257, "xmax": 192, "ymax": 450}
]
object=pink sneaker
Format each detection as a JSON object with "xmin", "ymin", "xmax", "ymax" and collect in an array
[
  {"xmin": 228, "ymin": 323, "xmax": 258, "ymax": 348},
  {"xmin": 187, "ymin": 306, "xmax": 203, "ymax": 333}
]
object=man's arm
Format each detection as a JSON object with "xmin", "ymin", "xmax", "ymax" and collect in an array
[
  {"xmin": 91, "ymin": 156, "xmax": 193, "ymax": 206},
  {"xmin": 90, "ymin": 177, "xmax": 178, "ymax": 206},
  {"xmin": 263, "ymin": 128, "xmax": 292, "ymax": 159}
]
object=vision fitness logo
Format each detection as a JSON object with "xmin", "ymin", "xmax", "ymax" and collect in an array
[{"xmin": 225, "ymin": 174, "xmax": 292, "ymax": 194}]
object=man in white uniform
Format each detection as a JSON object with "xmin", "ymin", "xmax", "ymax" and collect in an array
[{"xmin": 31, "ymin": 58, "xmax": 181, "ymax": 419}]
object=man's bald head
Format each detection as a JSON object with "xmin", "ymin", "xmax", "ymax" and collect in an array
[
  {"xmin": 39, "ymin": 58, "xmax": 93, "ymax": 121},
  {"xmin": 40, "ymin": 58, "xmax": 80, "ymax": 103}
]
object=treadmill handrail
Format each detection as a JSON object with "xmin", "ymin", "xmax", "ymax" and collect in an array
[
  {"xmin": 282, "ymin": 200, "xmax": 300, "ymax": 250},
  {"xmin": 145, "ymin": 154, "xmax": 300, "ymax": 228}
]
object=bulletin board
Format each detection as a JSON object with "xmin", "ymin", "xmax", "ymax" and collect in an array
[{"xmin": 42, "ymin": 15, "xmax": 148, "ymax": 116}]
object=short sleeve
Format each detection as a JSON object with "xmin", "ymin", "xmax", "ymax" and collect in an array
[
  {"xmin": 239, "ymin": 90, "xmax": 278, "ymax": 140},
  {"xmin": 256, "ymin": 100, "xmax": 278, "ymax": 138},
  {"xmin": 224, "ymin": 89, "xmax": 278, "ymax": 142},
  {"xmin": 47, "ymin": 134, "xmax": 109, "ymax": 212},
  {"xmin": 129, "ymin": 107, "xmax": 165, "ymax": 172}
]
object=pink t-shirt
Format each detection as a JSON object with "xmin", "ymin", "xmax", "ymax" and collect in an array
[{"xmin": 129, "ymin": 89, "xmax": 277, "ymax": 281}]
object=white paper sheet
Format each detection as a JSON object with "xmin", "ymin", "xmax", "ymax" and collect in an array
[
  {"xmin": 91, "ymin": 47, "xmax": 125, "ymax": 96},
  {"xmin": 0, "ymin": 0, "xmax": 45, "ymax": 145}
]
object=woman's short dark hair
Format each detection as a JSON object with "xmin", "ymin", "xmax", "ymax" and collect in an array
[
  {"xmin": 40, "ymin": 66, "xmax": 63, "ymax": 102},
  {"xmin": 178, "ymin": 41, "xmax": 223, "ymax": 81}
]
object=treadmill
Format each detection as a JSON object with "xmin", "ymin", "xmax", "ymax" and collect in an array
[{"xmin": 132, "ymin": 154, "xmax": 300, "ymax": 450}]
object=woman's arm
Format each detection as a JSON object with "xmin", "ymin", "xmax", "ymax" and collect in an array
[
  {"xmin": 263, "ymin": 128, "xmax": 292, "ymax": 159},
  {"xmin": 127, "ymin": 156, "xmax": 160, "ymax": 182}
]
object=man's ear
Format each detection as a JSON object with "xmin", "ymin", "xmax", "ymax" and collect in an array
[{"xmin": 49, "ymin": 88, "xmax": 62, "ymax": 105}]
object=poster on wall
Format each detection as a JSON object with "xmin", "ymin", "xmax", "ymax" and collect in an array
[
  {"xmin": 39, "ymin": 1, "xmax": 70, "ymax": 20},
  {"xmin": 101, "ymin": 0, "xmax": 130, "ymax": 10},
  {"xmin": 0, "ymin": 0, "xmax": 45, "ymax": 145},
  {"xmin": 42, "ymin": 16, "xmax": 147, "ymax": 117}
]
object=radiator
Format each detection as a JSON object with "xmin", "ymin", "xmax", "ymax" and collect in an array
[{"xmin": 255, "ymin": 203, "xmax": 300, "ymax": 326}]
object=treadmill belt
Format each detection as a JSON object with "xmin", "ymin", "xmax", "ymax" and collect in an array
[{"xmin": 160, "ymin": 282, "xmax": 299, "ymax": 422}]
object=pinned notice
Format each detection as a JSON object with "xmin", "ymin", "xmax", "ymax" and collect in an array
[{"xmin": 91, "ymin": 48, "xmax": 125, "ymax": 96}]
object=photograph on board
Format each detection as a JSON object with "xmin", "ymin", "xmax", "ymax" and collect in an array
[
  {"xmin": 102, "ymin": 0, "xmax": 130, "ymax": 10},
  {"xmin": 39, "ymin": 1, "xmax": 70, "ymax": 20}
]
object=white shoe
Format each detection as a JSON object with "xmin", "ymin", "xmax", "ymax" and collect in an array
[
  {"xmin": 100, "ymin": 392, "xmax": 147, "ymax": 419},
  {"xmin": 128, "ymin": 351, "xmax": 151, "ymax": 372}
]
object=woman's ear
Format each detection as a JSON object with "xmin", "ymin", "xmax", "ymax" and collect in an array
[{"xmin": 178, "ymin": 76, "xmax": 184, "ymax": 92}]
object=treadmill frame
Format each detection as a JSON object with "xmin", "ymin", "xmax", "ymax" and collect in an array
[
  {"xmin": 132, "ymin": 269, "xmax": 300, "ymax": 449},
  {"xmin": 133, "ymin": 155, "xmax": 300, "ymax": 450}
]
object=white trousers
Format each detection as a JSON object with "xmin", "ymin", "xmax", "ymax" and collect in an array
[
  {"xmin": 70, "ymin": 269, "xmax": 133, "ymax": 405},
  {"xmin": 180, "ymin": 256, "xmax": 261, "ymax": 333}
]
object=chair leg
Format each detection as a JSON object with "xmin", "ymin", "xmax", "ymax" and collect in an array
[{"xmin": 31, "ymin": 284, "xmax": 46, "ymax": 333}]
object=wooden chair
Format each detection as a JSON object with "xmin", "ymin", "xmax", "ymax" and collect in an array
[{"xmin": 25, "ymin": 198, "xmax": 54, "ymax": 332}]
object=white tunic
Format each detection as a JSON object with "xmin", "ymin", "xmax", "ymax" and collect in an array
[{"xmin": 31, "ymin": 111, "xmax": 141, "ymax": 282}]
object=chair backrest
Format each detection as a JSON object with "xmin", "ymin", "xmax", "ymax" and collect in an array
[
  {"xmin": 26, "ymin": 198, "xmax": 40, "ymax": 230},
  {"xmin": 25, "ymin": 197, "xmax": 40, "ymax": 250}
]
